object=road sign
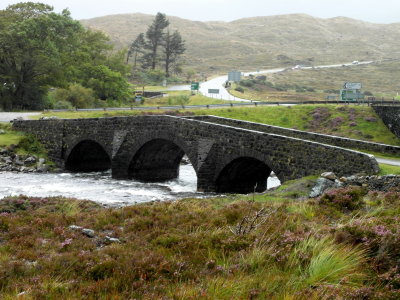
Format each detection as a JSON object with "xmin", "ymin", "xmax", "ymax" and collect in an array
[
  {"xmin": 191, "ymin": 82, "xmax": 199, "ymax": 90},
  {"xmin": 208, "ymin": 89, "xmax": 220, "ymax": 94},
  {"xmin": 228, "ymin": 71, "xmax": 241, "ymax": 82},
  {"xmin": 340, "ymin": 89, "xmax": 364, "ymax": 101},
  {"xmin": 344, "ymin": 82, "xmax": 362, "ymax": 89}
]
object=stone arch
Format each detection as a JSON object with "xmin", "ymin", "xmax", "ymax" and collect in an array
[
  {"xmin": 215, "ymin": 156, "xmax": 274, "ymax": 193},
  {"xmin": 65, "ymin": 139, "xmax": 111, "ymax": 172},
  {"xmin": 113, "ymin": 132, "xmax": 197, "ymax": 181}
]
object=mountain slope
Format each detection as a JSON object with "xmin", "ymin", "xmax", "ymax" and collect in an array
[{"xmin": 80, "ymin": 13, "xmax": 400, "ymax": 73}]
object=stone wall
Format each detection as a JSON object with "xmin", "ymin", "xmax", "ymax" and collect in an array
[
  {"xmin": 188, "ymin": 115, "xmax": 400, "ymax": 155},
  {"xmin": 343, "ymin": 175, "xmax": 400, "ymax": 192},
  {"xmin": 373, "ymin": 105, "xmax": 400, "ymax": 139},
  {"xmin": 12, "ymin": 115, "xmax": 380, "ymax": 193}
]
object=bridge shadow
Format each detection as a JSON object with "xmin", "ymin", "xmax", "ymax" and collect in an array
[
  {"xmin": 65, "ymin": 140, "xmax": 111, "ymax": 172},
  {"xmin": 216, "ymin": 157, "xmax": 273, "ymax": 193},
  {"xmin": 128, "ymin": 138, "xmax": 189, "ymax": 182}
]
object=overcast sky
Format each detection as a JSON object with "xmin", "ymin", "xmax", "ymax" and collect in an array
[{"xmin": 1, "ymin": 0, "xmax": 399, "ymax": 24}]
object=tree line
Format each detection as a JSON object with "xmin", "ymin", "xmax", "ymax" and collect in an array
[
  {"xmin": 127, "ymin": 13, "xmax": 186, "ymax": 79},
  {"xmin": 0, "ymin": 3, "xmax": 187, "ymax": 111}
]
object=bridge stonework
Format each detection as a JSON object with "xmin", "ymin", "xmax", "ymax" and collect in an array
[
  {"xmin": 13, "ymin": 115, "xmax": 379, "ymax": 193},
  {"xmin": 373, "ymin": 105, "xmax": 400, "ymax": 139}
]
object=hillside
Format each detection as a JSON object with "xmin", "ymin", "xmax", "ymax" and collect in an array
[{"xmin": 81, "ymin": 13, "xmax": 400, "ymax": 73}]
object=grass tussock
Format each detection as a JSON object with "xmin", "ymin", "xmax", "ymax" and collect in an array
[{"xmin": 1, "ymin": 177, "xmax": 400, "ymax": 298}]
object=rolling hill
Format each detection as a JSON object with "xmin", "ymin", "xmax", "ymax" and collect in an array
[{"xmin": 80, "ymin": 13, "xmax": 400, "ymax": 74}]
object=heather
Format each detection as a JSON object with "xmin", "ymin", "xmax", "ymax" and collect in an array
[{"xmin": 1, "ymin": 178, "xmax": 400, "ymax": 299}]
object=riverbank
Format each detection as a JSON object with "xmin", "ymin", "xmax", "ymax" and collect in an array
[{"xmin": 1, "ymin": 175, "xmax": 400, "ymax": 299}]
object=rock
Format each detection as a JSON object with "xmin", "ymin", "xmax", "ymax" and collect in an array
[
  {"xmin": 103, "ymin": 236, "xmax": 121, "ymax": 245},
  {"xmin": 36, "ymin": 165, "xmax": 49, "ymax": 172},
  {"xmin": 39, "ymin": 116, "xmax": 59, "ymax": 120},
  {"xmin": 0, "ymin": 148, "xmax": 7, "ymax": 155},
  {"xmin": 309, "ymin": 178, "xmax": 335, "ymax": 197},
  {"xmin": 321, "ymin": 172, "xmax": 336, "ymax": 180},
  {"xmin": 339, "ymin": 177, "xmax": 347, "ymax": 182},
  {"xmin": 24, "ymin": 156, "xmax": 37, "ymax": 164},
  {"xmin": 68, "ymin": 225, "xmax": 83, "ymax": 231},
  {"xmin": 335, "ymin": 179, "xmax": 344, "ymax": 187},
  {"xmin": 14, "ymin": 155, "xmax": 24, "ymax": 166},
  {"xmin": 3, "ymin": 157, "xmax": 12, "ymax": 164},
  {"xmin": 38, "ymin": 158, "xmax": 46, "ymax": 166},
  {"xmin": 0, "ymin": 129, "xmax": 5, "ymax": 135},
  {"xmin": 82, "ymin": 228, "xmax": 95, "ymax": 238}
]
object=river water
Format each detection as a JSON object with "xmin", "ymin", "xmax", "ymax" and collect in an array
[{"xmin": 0, "ymin": 164, "xmax": 281, "ymax": 206}]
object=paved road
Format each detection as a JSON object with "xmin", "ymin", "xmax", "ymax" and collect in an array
[
  {"xmin": 376, "ymin": 157, "xmax": 400, "ymax": 167},
  {"xmin": 0, "ymin": 112, "xmax": 41, "ymax": 123},
  {"xmin": 198, "ymin": 61, "xmax": 374, "ymax": 101}
]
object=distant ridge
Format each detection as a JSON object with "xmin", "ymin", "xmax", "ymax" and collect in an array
[{"xmin": 80, "ymin": 13, "xmax": 400, "ymax": 73}]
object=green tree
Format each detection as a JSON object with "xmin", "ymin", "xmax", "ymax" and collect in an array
[
  {"xmin": 127, "ymin": 33, "xmax": 146, "ymax": 68},
  {"xmin": 0, "ymin": 2, "xmax": 131, "ymax": 110},
  {"xmin": 51, "ymin": 84, "xmax": 95, "ymax": 108},
  {"xmin": 83, "ymin": 65, "xmax": 131, "ymax": 101},
  {"xmin": 145, "ymin": 12, "xmax": 169, "ymax": 70},
  {"xmin": 0, "ymin": 3, "xmax": 83, "ymax": 109},
  {"xmin": 163, "ymin": 30, "xmax": 185, "ymax": 77}
]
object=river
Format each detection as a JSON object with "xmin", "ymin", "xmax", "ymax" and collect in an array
[{"xmin": 0, "ymin": 164, "xmax": 281, "ymax": 206}]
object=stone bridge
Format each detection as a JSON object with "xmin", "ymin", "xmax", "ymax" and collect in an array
[{"xmin": 13, "ymin": 115, "xmax": 379, "ymax": 193}]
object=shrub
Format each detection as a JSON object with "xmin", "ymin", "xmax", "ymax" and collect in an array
[
  {"xmin": 318, "ymin": 186, "xmax": 366, "ymax": 211},
  {"xmin": 234, "ymin": 86, "xmax": 244, "ymax": 93},
  {"xmin": 364, "ymin": 116, "xmax": 377, "ymax": 122},
  {"xmin": 51, "ymin": 84, "xmax": 95, "ymax": 109},
  {"xmin": 17, "ymin": 135, "xmax": 46, "ymax": 156},
  {"xmin": 255, "ymin": 75, "xmax": 266, "ymax": 81},
  {"xmin": 53, "ymin": 100, "xmax": 74, "ymax": 110},
  {"xmin": 167, "ymin": 95, "xmax": 190, "ymax": 105},
  {"xmin": 239, "ymin": 80, "xmax": 255, "ymax": 87}
]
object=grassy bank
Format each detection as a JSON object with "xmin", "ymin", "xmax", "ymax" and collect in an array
[
  {"xmin": 0, "ymin": 123, "xmax": 23, "ymax": 147},
  {"xmin": 1, "ymin": 176, "xmax": 400, "ymax": 298}
]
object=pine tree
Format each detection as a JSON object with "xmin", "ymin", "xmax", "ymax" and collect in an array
[
  {"xmin": 163, "ymin": 30, "xmax": 185, "ymax": 77},
  {"xmin": 127, "ymin": 33, "xmax": 145, "ymax": 68},
  {"xmin": 145, "ymin": 12, "xmax": 169, "ymax": 70}
]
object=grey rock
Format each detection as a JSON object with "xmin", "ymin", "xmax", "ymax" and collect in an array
[
  {"xmin": 334, "ymin": 179, "xmax": 344, "ymax": 187},
  {"xmin": 0, "ymin": 129, "xmax": 5, "ymax": 135},
  {"xmin": 321, "ymin": 172, "xmax": 336, "ymax": 180},
  {"xmin": 82, "ymin": 228, "xmax": 95, "ymax": 238},
  {"xmin": 36, "ymin": 165, "xmax": 49, "ymax": 173},
  {"xmin": 24, "ymin": 156, "xmax": 37, "ymax": 164},
  {"xmin": 309, "ymin": 178, "xmax": 335, "ymax": 198},
  {"xmin": 39, "ymin": 116, "xmax": 59, "ymax": 120},
  {"xmin": 0, "ymin": 148, "xmax": 7, "ymax": 155},
  {"xmin": 14, "ymin": 155, "xmax": 24, "ymax": 166},
  {"xmin": 68, "ymin": 225, "xmax": 83, "ymax": 231},
  {"xmin": 103, "ymin": 236, "xmax": 121, "ymax": 245}
]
